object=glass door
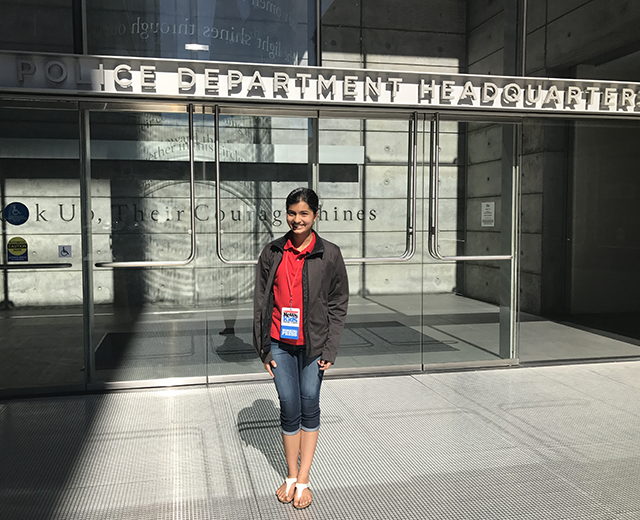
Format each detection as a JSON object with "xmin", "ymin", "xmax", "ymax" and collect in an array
[
  {"xmin": 204, "ymin": 107, "xmax": 313, "ymax": 379},
  {"xmin": 421, "ymin": 114, "xmax": 518, "ymax": 367},
  {"xmin": 202, "ymin": 107, "xmax": 426, "ymax": 378},
  {"xmin": 316, "ymin": 111, "xmax": 422, "ymax": 371},
  {"xmin": 87, "ymin": 103, "xmax": 206, "ymax": 387},
  {"xmin": 164, "ymin": 107, "xmax": 517, "ymax": 379}
]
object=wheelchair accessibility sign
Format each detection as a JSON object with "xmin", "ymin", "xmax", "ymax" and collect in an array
[
  {"xmin": 59, "ymin": 245, "xmax": 72, "ymax": 258},
  {"xmin": 3, "ymin": 202, "xmax": 29, "ymax": 226},
  {"xmin": 7, "ymin": 237, "xmax": 28, "ymax": 262}
]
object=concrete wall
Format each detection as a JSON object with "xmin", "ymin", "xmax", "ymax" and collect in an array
[
  {"xmin": 321, "ymin": 0, "xmax": 466, "ymax": 72},
  {"xmin": 462, "ymin": 0, "xmax": 640, "ymax": 315},
  {"xmin": 463, "ymin": 0, "xmax": 513, "ymax": 306},
  {"xmin": 520, "ymin": 120, "xmax": 568, "ymax": 315},
  {"xmin": 526, "ymin": 0, "xmax": 640, "ymax": 76},
  {"xmin": 468, "ymin": 0, "xmax": 507, "ymax": 76}
]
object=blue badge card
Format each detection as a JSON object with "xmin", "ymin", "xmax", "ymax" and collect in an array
[{"xmin": 280, "ymin": 307, "xmax": 300, "ymax": 340}]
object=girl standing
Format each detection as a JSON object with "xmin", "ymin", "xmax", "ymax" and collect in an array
[{"xmin": 253, "ymin": 187, "xmax": 349, "ymax": 509}]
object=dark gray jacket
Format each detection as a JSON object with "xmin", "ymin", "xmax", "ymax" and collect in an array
[{"xmin": 253, "ymin": 231, "xmax": 349, "ymax": 364}]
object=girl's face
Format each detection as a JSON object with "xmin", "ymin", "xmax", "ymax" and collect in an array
[{"xmin": 286, "ymin": 200, "xmax": 318, "ymax": 238}]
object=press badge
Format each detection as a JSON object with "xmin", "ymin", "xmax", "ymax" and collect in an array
[{"xmin": 280, "ymin": 307, "xmax": 301, "ymax": 340}]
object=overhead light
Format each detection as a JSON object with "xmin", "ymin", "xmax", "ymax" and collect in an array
[{"xmin": 185, "ymin": 43, "xmax": 209, "ymax": 52}]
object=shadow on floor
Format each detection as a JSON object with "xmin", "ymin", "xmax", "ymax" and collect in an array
[{"xmin": 236, "ymin": 399, "xmax": 287, "ymax": 477}]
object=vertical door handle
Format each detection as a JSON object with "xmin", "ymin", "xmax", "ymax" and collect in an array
[{"xmin": 427, "ymin": 113, "xmax": 512, "ymax": 262}]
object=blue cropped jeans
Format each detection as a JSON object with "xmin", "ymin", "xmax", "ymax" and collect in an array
[{"xmin": 270, "ymin": 340, "xmax": 324, "ymax": 435}]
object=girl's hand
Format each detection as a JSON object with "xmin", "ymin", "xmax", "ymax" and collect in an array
[
  {"xmin": 264, "ymin": 360, "xmax": 277, "ymax": 377},
  {"xmin": 318, "ymin": 359, "xmax": 332, "ymax": 371}
]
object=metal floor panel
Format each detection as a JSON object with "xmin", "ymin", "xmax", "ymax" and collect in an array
[{"xmin": 1, "ymin": 362, "xmax": 640, "ymax": 519}]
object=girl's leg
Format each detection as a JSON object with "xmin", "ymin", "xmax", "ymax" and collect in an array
[
  {"xmin": 270, "ymin": 341, "xmax": 303, "ymax": 502},
  {"xmin": 298, "ymin": 352, "xmax": 323, "ymax": 432},
  {"xmin": 297, "ymin": 429, "xmax": 319, "ymax": 481},
  {"xmin": 275, "ymin": 431, "xmax": 300, "ymax": 502},
  {"xmin": 294, "ymin": 352, "xmax": 323, "ymax": 508},
  {"xmin": 294, "ymin": 430, "xmax": 318, "ymax": 508},
  {"xmin": 270, "ymin": 341, "xmax": 303, "ymax": 434},
  {"xmin": 282, "ymin": 431, "xmax": 301, "ymax": 477}
]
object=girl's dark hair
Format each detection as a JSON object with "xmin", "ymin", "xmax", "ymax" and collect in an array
[{"xmin": 286, "ymin": 187, "xmax": 320, "ymax": 214}]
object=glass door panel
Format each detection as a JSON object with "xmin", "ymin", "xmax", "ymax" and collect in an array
[
  {"xmin": 422, "ymin": 117, "xmax": 516, "ymax": 366},
  {"xmin": 89, "ymin": 105, "xmax": 206, "ymax": 385},
  {"xmin": 0, "ymin": 106, "xmax": 84, "ymax": 393},
  {"xmin": 204, "ymin": 109, "xmax": 311, "ymax": 378},
  {"xmin": 317, "ymin": 113, "xmax": 422, "ymax": 370}
]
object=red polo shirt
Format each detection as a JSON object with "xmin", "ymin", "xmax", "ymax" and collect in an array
[{"xmin": 271, "ymin": 234, "xmax": 316, "ymax": 345}]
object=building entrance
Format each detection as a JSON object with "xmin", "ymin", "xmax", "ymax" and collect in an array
[
  {"xmin": 0, "ymin": 101, "xmax": 519, "ymax": 393},
  {"xmin": 6, "ymin": 95, "xmax": 640, "ymax": 395}
]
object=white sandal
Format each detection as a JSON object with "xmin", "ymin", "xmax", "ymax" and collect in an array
[
  {"xmin": 277, "ymin": 477, "xmax": 297, "ymax": 503},
  {"xmin": 293, "ymin": 482, "xmax": 312, "ymax": 509}
]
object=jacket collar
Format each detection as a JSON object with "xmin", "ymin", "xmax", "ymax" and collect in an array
[{"xmin": 272, "ymin": 230, "xmax": 324, "ymax": 256}]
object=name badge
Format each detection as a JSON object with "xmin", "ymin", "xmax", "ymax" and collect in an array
[{"xmin": 280, "ymin": 307, "xmax": 300, "ymax": 340}]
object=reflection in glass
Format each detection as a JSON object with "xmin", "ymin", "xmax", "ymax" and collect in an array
[{"xmin": 87, "ymin": 0, "xmax": 311, "ymax": 65}]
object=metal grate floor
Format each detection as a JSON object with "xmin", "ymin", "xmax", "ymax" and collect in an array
[{"xmin": 1, "ymin": 361, "xmax": 640, "ymax": 519}]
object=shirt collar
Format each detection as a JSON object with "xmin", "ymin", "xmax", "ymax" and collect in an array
[{"xmin": 284, "ymin": 233, "xmax": 316, "ymax": 255}]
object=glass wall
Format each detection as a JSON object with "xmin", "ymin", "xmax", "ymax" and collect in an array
[
  {"xmin": 6, "ymin": 98, "xmax": 640, "ymax": 395},
  {"xmin": 519, "ymin": 117, "xmax": 640, "ymax": 362},
  {"xmin": 2, "ymin": 0, "xmax": 640, "ymax": 397},
  {"xmin": 0, "ymin": 106, "xmax": 83, "ymax": 393}
]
